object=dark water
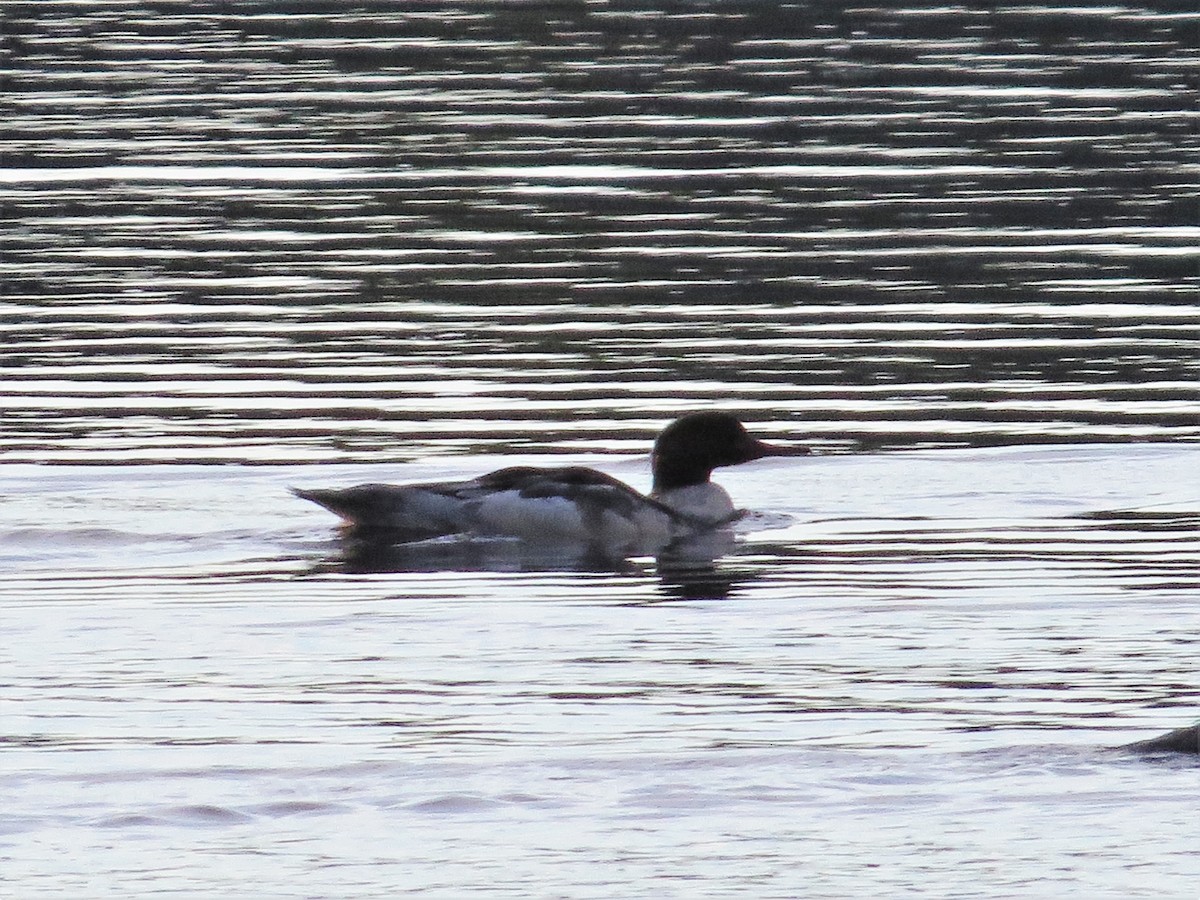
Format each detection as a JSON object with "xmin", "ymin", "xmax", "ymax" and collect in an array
[
  {"xmin": 3, "ymin": 5, "xmax": 1200, "ymax": 897},
  {"xmin": 3, "ymin": 2, "xmax": 1198, "ymax": 462}
]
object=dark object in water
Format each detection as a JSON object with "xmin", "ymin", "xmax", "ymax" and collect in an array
[
  {"xmin": 1122, "ymin": 724, "xmax": 1199, "ymax": 755},
  {"xmin": 292, "ymin": 412, "xmax": 806, "ymax": 545}
]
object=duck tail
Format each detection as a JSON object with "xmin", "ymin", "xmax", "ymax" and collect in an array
[
  {"xmin": 291, "ymin": 486, "xmax": 369, "ymax": 524},
  {"xmin": 292, "ymin": 484, "xmax": 466, "ymax": 538}
]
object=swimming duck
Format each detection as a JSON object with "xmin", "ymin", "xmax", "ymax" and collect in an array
[{"xmin": 293, "ymin": 412, "xmax": 806, "ymax": 548}]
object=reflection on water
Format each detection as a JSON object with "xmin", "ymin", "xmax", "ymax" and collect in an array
[
  {"xmin": 3, "ymin": 3, "xmax": 1198, "ymax": 463},
  {"xmin": 313, "ymin": 524, "xmax": 739, "ymax": 576},
  {"xmin": 308, "ymin": 524, "xmax": 747, "ymax": 602},
  {"xmin": 312, "ymin": 532, "xmax": 655, "ymax": 576}
]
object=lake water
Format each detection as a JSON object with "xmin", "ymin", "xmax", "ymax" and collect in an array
[{"xmin": 2, "ymin": 3, "xmax": 1199, "ymax": 897}]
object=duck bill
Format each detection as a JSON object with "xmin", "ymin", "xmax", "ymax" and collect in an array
[{"xmin": 743, "ymin": 437, "xmax": 810, "ymax": 461}]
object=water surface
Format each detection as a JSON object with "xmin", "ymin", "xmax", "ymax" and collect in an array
[
  {"xmin": 3, "ymin": 2, "xmax": 1198, "ymax": 462},
  {"xmin": 2, "ymin": 3, "xmax": 1199, "ymax": 897},
  {"xmin": 4, "ymin": 447, "xmax": 1199, "ymax": 896}
]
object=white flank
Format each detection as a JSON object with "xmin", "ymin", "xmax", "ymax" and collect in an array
[
  {"xmin": 474, "ymin": 491, "xmax": 587, "ymax": 540},
  {"xmin": 384, "ymin": 487, "xmax": 471, "ymax": 532}
]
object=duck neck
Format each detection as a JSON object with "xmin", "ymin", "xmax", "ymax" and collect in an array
[{"xmin": 651, "ymin": 455, "xmax": 712, "ymax": 495}]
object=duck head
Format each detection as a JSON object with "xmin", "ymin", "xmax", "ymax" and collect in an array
[{"xmin": 651, "ymin": 412, "xmax": 807, "ymax": 493}]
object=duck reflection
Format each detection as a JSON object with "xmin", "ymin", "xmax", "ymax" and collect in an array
[
  {"xmin": 320, "ymin": 530, "xmax": 651, "ymax": 575},
  {"xmin": 304, "ymin": 523, "xmax": 752, "ymax": 599},
  {"xmin": 653, "ymin": 529, "xmax": 749, "ymax": 601}
]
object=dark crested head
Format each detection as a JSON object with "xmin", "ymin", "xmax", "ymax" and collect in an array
[{"xmin": 651, "ymin": 412, "xmax": 807, "ymax": 492}]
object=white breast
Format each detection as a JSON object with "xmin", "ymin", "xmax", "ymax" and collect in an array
[{"xmin": 651, "ymin": 482, "xmax": 736, "ymax": 525}]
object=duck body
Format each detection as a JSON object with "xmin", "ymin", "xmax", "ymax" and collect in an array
[
  {"xmin": 295, "ymin": 465, "xmax": 686, "ymax": 548},
  {"xmin": 294, "ymin": 412, "xmax": 805, "ymax": 550}
]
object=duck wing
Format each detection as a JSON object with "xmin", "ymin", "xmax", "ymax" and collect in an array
[
  {"xmin": 294, "ymin": 465, "xmax": 688, "ymax": 542},
  {"xmin": 475, "ymin": 466, "xmax": 679, "ymax": 514},
  {"xmin": 468, "ymin": 466, "xmax": 692, "ymax": 540}
]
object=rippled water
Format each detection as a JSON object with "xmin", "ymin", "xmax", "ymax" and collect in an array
[
  {"xmin": 5, "ymin": 447, "xmax": 1200, "ymax": 896},
  {"xmin": 4, "ymin": 2, "xmax": 1199, "ymax": 462},
  {"xmin": 3, "ymin": 3, "xmax": 1199, "ymax": 896}
]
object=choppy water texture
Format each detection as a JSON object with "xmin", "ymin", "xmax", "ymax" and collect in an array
[
  {"xmin": 3, "ymin": 2, "xmax": 1199, "ymax": 462},
  {"xmin": 2, "ymin": 3, "xmax": 1199, "ymax": 897}
]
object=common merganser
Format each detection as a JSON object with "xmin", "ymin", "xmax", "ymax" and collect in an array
[{"xmin": 293, "ymin": 412, "xmax": 806, "ymax": 549}]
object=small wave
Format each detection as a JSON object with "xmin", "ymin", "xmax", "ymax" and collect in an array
[{"xmin": 0, "ymin": 526, "xmax": 148, "ymax": 548}]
